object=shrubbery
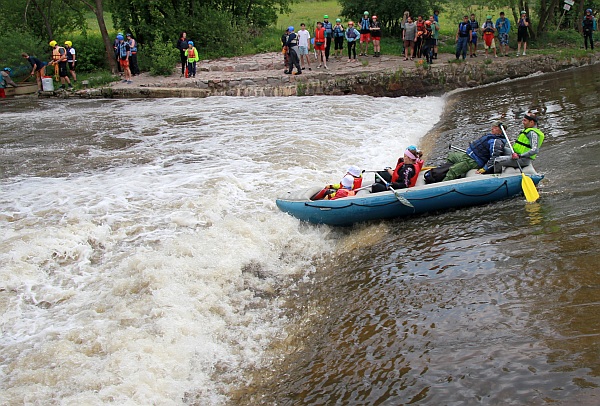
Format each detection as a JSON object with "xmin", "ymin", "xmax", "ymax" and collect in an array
[{"xmin": 145, "ymin": 41, "xmax": 179, "ymax": 76}]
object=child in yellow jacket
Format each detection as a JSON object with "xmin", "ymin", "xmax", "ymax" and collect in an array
[{"xmin": 185, "ymin": 41, "xmax": 199, "ymax": 77}]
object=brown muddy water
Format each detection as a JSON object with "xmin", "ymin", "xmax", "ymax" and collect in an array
[{"xmin": 236, "ymin": 64, "xmax": 600, "ymax": 405}]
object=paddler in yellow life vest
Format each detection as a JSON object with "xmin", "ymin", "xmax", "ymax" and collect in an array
[
  {"xmin": 185, "ymin": 41, "xmax": 199, "ymax": 78},
  {"xmin": 494, "ymin": 112, "xmax": 544, "ymax": 172},
  {"xmin": 310, "ymin": 165, "xmax": 363, "ymax": 200},
  {"xmin": 49, "ymin": 40, "xmax": 72, "ymax": 89}
]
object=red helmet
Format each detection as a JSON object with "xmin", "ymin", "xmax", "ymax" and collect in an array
[{"xmin": 425, "ymin": 20, "xmax": 432, "ymax": 26}]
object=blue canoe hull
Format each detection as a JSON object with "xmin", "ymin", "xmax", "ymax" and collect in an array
[{"xmin": 276, "ymin": 171, "xmax": 544, "ymax": 226}]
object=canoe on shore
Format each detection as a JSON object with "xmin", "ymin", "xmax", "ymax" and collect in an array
[
  {"xmin": 276, "ymin": 166, "xmax": 544, "ymax": 226},
  {"xmin": 5, "ymin": 83, "xmax": 39, "ymax": 96}
]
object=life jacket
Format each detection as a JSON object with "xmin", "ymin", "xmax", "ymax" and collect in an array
[
  {"xmin": 483, "ymin": 21, "xmax": 495, "ymax": 33},
  {"xmin": 391, "ymin": 161, "xmax": 419, "ymax": 187},
  {"xmin": 323, "ymin": 21, "xmax": 333, "ymax": 37},
  {"xmin": 66, "ymin": 47, "xmax": 75, "ymax": 62},
  {"xmin": 360, "ymin": 18, "xmax": 370, "ymax": 31},
  {"xmin": 416, "ymin": 20, "xmax": 425, "ymax": 33},
  {"xmin": 118, "ymin": 42, "xmax": 129, "ymax": 58},
  {"xmin": 315, "ymin": 28, "xmax": 325, "ymax": 42},
  {"xmin": 469, "ymin": 20, "xmax": 479, "ymax": 33},
  {"xmin": 346, "ymin": 28, "xmax": 358, "ymax": 39},
  {"xmin": 459, "ymin": 22, "xmax": 470, "ymax": 36},
  {"xmin": 287, "ymin": 33, "xmax": 299, "ymax": 47},
  {"xmin": 467, "ymin": 134, "xmax": 504, "ymax": 167},
  {"xmin": 187, "ymin": 47, "xmax": 196, "ymax": 59},
  {"xmin": 583, "ymin": 16, "xmax": 594, "ymax": 31},
  {"xmin": 513, "ymin": 128, "xmax": 545, "ymax": 159},
  {"xmin": 333, "ymin": 25, "xmax": 344, "ymax": 37},
  {"xmin": 128, "ymin": 39, "xmax": 137, "ymax": 53},
  {"xmin": 52, "ymin": 47, "xmax": 65, "ymax": 61},
  {"xmin": 0, "ymin": 74, "xmax": 6, "ymax": 89}
]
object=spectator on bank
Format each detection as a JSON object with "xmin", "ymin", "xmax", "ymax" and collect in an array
[
  {"xmin": 297, "ymin": 23, "xmax": 312, "ymax": 70},
  {"xmin": 482, "ymin": 16, "xmax": 498, "ymax": 58},
  {"xmin": 49, "ymin": 40, "xmax": 73, "ymax": 89},
  {"xmin": 359, "ymin": 11, "xmax": 371, "ymax": 56},
  {"xmin": 455, "ymin": 15, "xmax": 472, "ymax": 60},
  {"xmin": 345, "ymin": 21, "xmax": 360, "ymax": 62},
  {"xmin": 185, "ymin": 41, "xmax": 199, "ymax": 78},
  {"xmin": 22, "ymin": 53, "xmax": 47, "ymax": 91},
  {"xmin": 430, "ymin": 15, "xmax": 440, "ymax": 59},
  {"xmin": 401, "ymin": 11, "xmax": 410, "ymax": 54},
  {"xmin": 281, "ymin": 28, "xmax": 290, "ymax": 68},
  {"xmin": 422, "ymin": 20, "xmax": 436, "ymax": 64},
  {"xmin": 314, "ymin": 21, "xmax": 328, "ymax": 69},
  {"xmin": 496, "ymin": 12, "xmax": 511, "ymax": 56},
  {"xmin": 177, "ymin": 32, "xmax": 188, "ymax": 76},
  {"xmin": 517, "ymin": 11, "xmax": 530, "ymax": 56},
  {"xmin": 116, "ymin": 34, "xmax": 132, "ymax": 83},
  {"xmin": 469, "ymin": 13, "xmax": 480, "ymax": 57},
  {"xmin": 413, "ymin": 15, "xmax": 426, "ymax": 58},
  {"xmin": 333, "ymin": 19, "xmax": 345, "ymax": 58},
  {"xmin": 370, "ymin": 15, "xmax": 382, "ymax": 57},
  {"xmin": 403, "ymin": 16, "xmax": 417, "ymax": 61},
  {"xmin": 127, "ymin": 33, "xmax": 140, "ymax": 76},
  {"xmin": 113, "ymin": 32, "xmax": 123, "ymax": 72},
  {"xmin": 582, "ymin": 9, "xmax": 597, "ymax": 50},
  {"xmin": 434, "ymin": 10, "xmax": 440, "ymax": 23},
  {"xmin": 64, "ymin": 41, "xmax": 77, "ymax": 82},
  {"xmin": 284, "ymin": 26, "xmax": 302, "ymax": 75},
  {"xmin": 323, "ymin": 15, "xmax": 333, "ymax": 62}
]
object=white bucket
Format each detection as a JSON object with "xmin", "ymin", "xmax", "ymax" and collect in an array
[{"xmin": 42, "ymin": 77, "xmax": 54, "ymax": 92}]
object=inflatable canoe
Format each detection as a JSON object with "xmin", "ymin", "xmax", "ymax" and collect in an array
[{"xmin": 276, "ymin": 166, "xmax": 544, "ymax": 226}]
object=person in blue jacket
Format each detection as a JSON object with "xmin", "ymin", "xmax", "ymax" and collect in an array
[
  {"xmin": 443, "ymin": 122, "xmax": 507, "ymax": 181},
  {"xmin": 496, "ymin": 12, "xmax": 511, "ymax": 56}
]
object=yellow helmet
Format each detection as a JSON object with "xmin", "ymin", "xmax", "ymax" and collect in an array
[
  {"xmin": 49, "ymin": 40, "xmax": 57, "ymax": 47},
  {"xmin": 64, "ymin": 40, "xmax": 72, "ymax": 47}
]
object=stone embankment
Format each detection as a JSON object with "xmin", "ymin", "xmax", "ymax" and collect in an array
[{"xmin": 72, "ymin": 51, "xmax": 598, "ymax": 99}]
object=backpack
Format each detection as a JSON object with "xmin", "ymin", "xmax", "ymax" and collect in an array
[{"xmin": 423, "ymin": 162, "xmax": 453, "ymax": 184}]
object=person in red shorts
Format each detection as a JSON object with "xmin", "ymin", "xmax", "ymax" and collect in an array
[
  {"xmin": 116, "ymin": 34, "xmax": 132, "ymax": 84},
  {"xmin": 370, "ymin": 15, "xmax": 382, "ymax": 57},
  {"xmin": 359, "ymin": 11, "xmax": 371, "ymax": 56},
  {"xmin": 314, "ymin": 21, "xmax": 328, "ymax": 69}
]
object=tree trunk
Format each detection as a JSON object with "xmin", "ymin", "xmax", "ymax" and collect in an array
[{"xmin": 79, "ymin": 0, "xmax": 119, "ymax": 73}]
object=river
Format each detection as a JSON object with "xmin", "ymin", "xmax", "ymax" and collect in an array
[{"xmin": 1, "ymin": 64, "xmax": 599, "ymax": 405}]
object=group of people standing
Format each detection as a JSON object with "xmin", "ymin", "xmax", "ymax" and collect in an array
[
  {"xmin": 177, "ymin": 32, "xmax": 200, "ymax": 78},
  {"xmin": 20, "ymin": 40, "xmax": 77, "ymax": 92},
  {"xmin": 280, "ymin": 11, "xmax": 383, "ymax": 74},
  {"xmin": 113, "ymin": 32, "xmax": 139, "ymax": 84},
  {"xmin": 402, "ymin": 13, "xmax": 440, "ymax": 63}
]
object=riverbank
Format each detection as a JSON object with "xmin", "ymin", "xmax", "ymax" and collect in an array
[{"xmin": 59, "ymin": 50, "xmax": 599, "ymax": 99}]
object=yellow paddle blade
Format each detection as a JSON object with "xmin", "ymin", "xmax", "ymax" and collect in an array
[{"xmin": 521, "ymin": 173, "xmax": 540, "ymax": 203}]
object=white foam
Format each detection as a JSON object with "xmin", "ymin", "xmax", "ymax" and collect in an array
[{"xmin": 0, "ymin": 95, "xmax": 444, "ymax": 404}]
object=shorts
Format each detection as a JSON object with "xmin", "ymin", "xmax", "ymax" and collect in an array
[
  {"xmin": 403, "ymin": 39, "xmax": 414, "ymax": 48},
  {"xmin": 119, "ymin": 58, "xmax": 130, "ymax": 68},
  {"xmin": 517, "ymin": 29, "xmax": 528, "ymax": 42},
  {"xmin": 484, "ymin": 39, "xmax": 496, "ymax": 49},
  {"xmin": 314, "ymin": 42, "xmax": 325, "ymax": 51},
  {"xmin": 334, "ymin": 37, "xmax": 344, "ymax": 50},
  {"xmin": 499, "ymin": 33, "xmax": 509, "ymax": 45},
  {"xmin": 58, "ymin": 61, "xmax": 69, "ymax": 78},
  {"xmin": 470, "ymin": 35, "xmax": 477, "ymax": 45},
  {"xmin": 360, "ymin": 33, "xmax": 371, "ymax": 43},
  {"xmin": 68, "ymin": 61, "xmax": 76, "ymax": 71},
  {"xmin": 298, "ymin": 46, "xmax": 308, "ymax": 55},
  {"xmin": 371, "ymin": 34, "xmax": 381, "ymax": 41}
]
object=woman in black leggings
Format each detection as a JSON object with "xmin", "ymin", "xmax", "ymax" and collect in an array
[{"xmin": 177, "ymin": 32, "xmax": 189, "ymax": 76}]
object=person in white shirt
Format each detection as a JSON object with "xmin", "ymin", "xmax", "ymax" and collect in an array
[{"xmin": 297, "ymin": 23, "xmax": 312, "ymax": 71}]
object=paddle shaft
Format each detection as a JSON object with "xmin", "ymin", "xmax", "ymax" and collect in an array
[
  {"xmin": 500, "ymin": 124, "xmax": 524, "ymax": 172},
  {"xmin": 449, "ymin": 144, "xmax": 467, "ymax": 153}
]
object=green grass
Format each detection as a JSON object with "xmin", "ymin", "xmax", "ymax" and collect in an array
[{"xmin": 276, "ymin": 0, "xmax": 341, "ymax": 30}]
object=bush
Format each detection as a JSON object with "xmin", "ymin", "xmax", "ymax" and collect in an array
[
  {"xmin": 0, "ymin": 29, "xmax": 45, "ymax": 79},
  {"xmin": 146, "ymin": 41, "xmax": 179, "ymax": 76},
  {"xmin": 70, "ymin": 34, "xmax": 109, "ymax": 72}
]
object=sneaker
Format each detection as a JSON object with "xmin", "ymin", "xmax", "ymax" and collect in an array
[
  {"xmin": 308, "ymin": 67, "xmax": 312, "ymax": 71},
  {"xmin": 516, "ymin": 53, "xmax": 520, "ymax": 56},
  {"xmin": 68, "ymin": 84, "xmax": 73, "ymax": 88},
  {"xmin": 121, "ymin": 80, "xmax": 127, "ymax": 83},
  {"xmin": 317, "ymin": 64, "xmax": 322, "ymax": 68},
  {"xmin": 127, "ymin": 81, "xmax": 132, "ymax": 84},
  {"xmin": 284, "ymin": 70, "xmax": 291, "ymax": 74},
  {"xmin": 324, "ymin": 65, "xmax": 329, "ymax": 70},
  {"xmin": 522, "ymin": 52, "xmax": 526, "ymax": 56}
]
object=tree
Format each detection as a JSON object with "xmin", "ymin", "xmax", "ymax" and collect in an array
[{"xmin": 78, "ymin": 0, "xmax": 119, "ymax": 73}]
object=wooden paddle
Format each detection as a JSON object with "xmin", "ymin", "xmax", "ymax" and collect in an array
[{"xmin": 500, "ymin": 124, "xmax": 540, "ymax": 203}]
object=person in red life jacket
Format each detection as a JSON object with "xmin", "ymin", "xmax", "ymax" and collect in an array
[
  {"xmin": 314, "ymin": 21, "xmax": 328, "ymax": 69},
  {"xmin": 185, "ymin": 41, "xmax": 199, "ymax": 78},
  {"xmin": 310, "ymin": 165, "xmax": 363, "ymax": 200},
  {"xmin": 372, "ymin": 147, "xmax": 422, "ymax": 193}
]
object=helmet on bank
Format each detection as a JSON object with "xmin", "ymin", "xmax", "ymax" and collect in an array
[
  {"xmin": 521, "ymin": 10, "xmax": 527, "ymax": 14},
  {"xmin": 49, "ymin": 40, "xmax": 57, "ymax": 47},
  {"xmin": 3, "ymin": 67, "xmax": 11, "ymax": 72},
  {"xmin": 64, "ymin": 40, "xmax": 72, "ymax": 47},
  {"xmin": 336, "ymin": 18, "xmax": 341, "ymax": 22},
  {"xmin": 586, "ymin": 8, "xmax": 592, "ymax": 13},
  {"xmin": 324, "ymin": 15, "xmax": 328, "ymax": 19},
  {"xmin": 188, "ymin": 41, "xmax": 194, "ymax": 46},
  {"xmin": 116, "ymin": 34, "xmax": 124, "ymax": 40},
  {"xmin": 364, "ymin": 11, "xmax": 369, "ymax": 16},
  {"xmin": 288, "ymin": 26, "xmax": 294, "ymax": 32}
]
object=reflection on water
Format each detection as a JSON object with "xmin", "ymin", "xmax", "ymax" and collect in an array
[{"xmin": 237, "ymin": 64, "xmax": 600, "ymax": 405}]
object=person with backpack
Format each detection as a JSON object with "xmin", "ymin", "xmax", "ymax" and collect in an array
[
  {"xmin": 582, "ymin": 9, "xmax": 597, "ymax": 50},
  {"xmin": 442, "ymin": 122, "xmax": 507, "ymax": 181},
  {"xmin": 345, "ymin": 21, "xmax": 360, "ymax": 62},
  {"xmin": 455, "ymin": 15, "xmax": 472, "ymax": 60}
]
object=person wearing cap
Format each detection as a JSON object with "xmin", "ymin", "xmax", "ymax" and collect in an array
[
  {"xmin": 126, "ymin": 33, "xmax": 140, "ymax": 76},
  {"xmin": 64, "ymin": 41, "xmax": 77, "ymax": 82},
  {"xmin": 443, "ymin": 122, "xmax": 507, "ymax": 181},
  {"xmin": 582, "ymin": 9, "xmax": 597, "ymax": 50},
  {"xmin": 359, "ymin": 11, "xmax": 371, "ymax": 56},
  {"xmin": 116, "ymin": 34, "xmax": 132, "ymax": 83},
  {"xmin": 345, "ymin": 21, "xmax": 360, "ymax": 62},
  {"xmin": 494, "ymin": 113, "xmax": 544, "ymax": 173},
  {"xmin": 314, "ymin": 21, "xmax": 328, "ymax": 69},
  {"xmin": 370, "ymin": 15, "xmax": 382, "ymax": 57},
  {"xmin": 22, "ymin": 53, "xmax": 47, "ymax": 92},
  {"xmin": 516, "ymin": 11, "xmax": 530, "ymax": 56},
  {"xmin": 0, "ymin": 68, "xmax": 17, "ymax": 98},
  {"xmin": 322, "ymin": 15, "xmax": 333, "ymax": 61},
  {"xmin": 372, "ymin": 148, "xmax": 422, "ymax": 192},
  {"xmin": 455, "ymin": 15, "xmax": 473, "ymax": 60},
  {"xmin": 284, "ymin": 26, "xmax": 302, "ymax": 75},
  {"xmin": 496, "ymin": 12, "xmax": 511, "ymax": 57},
  {"xmin": 481, "ymin": 16, "xmax": 498, "ymax": 58},
  {"xmin": 311, "ymin": 165, "xmax": 363, "ymax": 200},
  {"xmin": 185, "ymin": 40, "xmax": 199, "ymax": 78},
  {"xmin": 49, "ymin": 40, "xmax": 73, "ymax": 89},
  {"xmin": 468, "ymin": 13, "xmax": 480, "ymax": 57},
  {"xmin": 332, "ymin": 18, "xmax": 345, "ymax": 58},
  {"xmin": 297, "ymin": 23, "xmax": 312, "ymax": 70}
]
